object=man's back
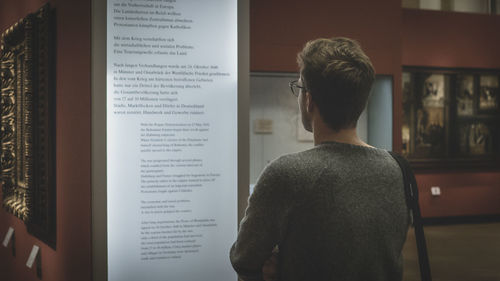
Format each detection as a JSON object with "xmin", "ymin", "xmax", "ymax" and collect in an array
[{"xmin": 230, "ymin": 142, "xmax": 410, "ymax": 281}]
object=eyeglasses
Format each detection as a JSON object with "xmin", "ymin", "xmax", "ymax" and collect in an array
[{"xmin": 289, "ymin": 80, "xmax": 305, "ymax": 97}]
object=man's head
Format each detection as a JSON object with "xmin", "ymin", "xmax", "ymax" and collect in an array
[{"xmin": 296, "ymin": 37, "xmax": 375, "ymax": 132}]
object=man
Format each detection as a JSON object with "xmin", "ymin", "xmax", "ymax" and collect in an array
[{"xmin": 230, "ymin": 37, "xmax": 410, "ymax": 281}]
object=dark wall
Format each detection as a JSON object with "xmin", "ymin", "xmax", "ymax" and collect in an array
[
  {"xmin": 402, "ymin": 9, "xmax": 500, "ymax": 217},
  {"xmin": 416, "ymin": 171, "xmax": 500, "ymax": 217},
  {"xmin": 402, "ymin": 9, "xmax": 500, "ymax": 69},
  {"xmin": 250, "ymin": 0, "xmax": 402, "ymax": 74},
  {"xmin": 250, "ymin": 1, "xmax": 500, "ymax": 218},
  {"xmin": 0, "ymin": 0, "xmax": 92, "ymax": 281}
]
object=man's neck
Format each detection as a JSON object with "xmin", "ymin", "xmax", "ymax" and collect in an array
[{"xmin": 312, "ymin": 118, "xmax": 372, "ymax": 148}]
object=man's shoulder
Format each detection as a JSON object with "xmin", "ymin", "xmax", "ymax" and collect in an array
[
  {"xmin": 265, "ymin": 145, "xmax": 397, "ymax": 181},
  {"xmin": 255, "ymin": 149, "xmax": 326, "ymax": 193},
  {"xmin": 268, "ymin": 148, "xmax": 321, "ymax": 167},
  {"xmin": 263, "ymin": 148, "xmax": 326, "ymax": 178}
]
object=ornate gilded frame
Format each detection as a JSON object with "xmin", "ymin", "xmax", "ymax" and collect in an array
[{"xmin": 0, "ymin": 4, "xmax": 55, "ymax": 247}]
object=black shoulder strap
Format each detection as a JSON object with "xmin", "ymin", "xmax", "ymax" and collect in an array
[{"xmin": 388, "ymin": 151, "xmax": 432, "ymax": 281}]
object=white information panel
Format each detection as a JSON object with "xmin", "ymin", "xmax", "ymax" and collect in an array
[{"xmin": 106, "ymin": 1, "xmax": 237, "ymax": 281}]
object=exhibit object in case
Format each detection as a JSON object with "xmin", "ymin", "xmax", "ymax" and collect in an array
[{"xmin": 402, "ymin": 67, "xmax": 500, "ymax": 168}]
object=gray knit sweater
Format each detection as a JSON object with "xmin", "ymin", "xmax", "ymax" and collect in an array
[{"xmin": 230, "ymin": 142, "xmax": 410, "ymax": 281}]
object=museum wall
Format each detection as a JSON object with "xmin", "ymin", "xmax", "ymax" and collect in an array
[
  {"xmin": 0, "ymin": 0, "xmax": 92, "ymax": 281},
  {"xmin": 250, "ymin": 0, "xmax": 500, "ymax": 218},
  {"xmin": 250, "ymin": 0, "xmax": 403, "ymax": 75},
  {"xmin": 402, "ymin": 9, "xmax": 500, "ymax": 69},
  {"xmin": 401, "ymin": 8, "xmax": 500, "ymax": 217}
]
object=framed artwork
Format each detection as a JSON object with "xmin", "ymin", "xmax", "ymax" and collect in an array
[
  {"xmin": 414, "ymin": 74, "xmax": 447, "ymax": 158},
  {"xmin": 479, "ymin": 75, "xmax": 499, "ymax": 112},
  {"xmin": 402, "ymin": 67, "xmax": 500, "ymax": 168},
  {"xmin": 0, "ymin": 4, "xmax": 56, "ymax": 247},
  {"xmin": 458, "ymin": 121, "xmax": 494, "ymax": 156},
  {"xmin": 457, "ymin": 75, "xmax": 474, "ymax": 116}
]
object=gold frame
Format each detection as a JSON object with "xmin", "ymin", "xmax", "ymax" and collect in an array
[{"xmin": 0, "ymin": 4, "xmax": 55, "ymax": 247}]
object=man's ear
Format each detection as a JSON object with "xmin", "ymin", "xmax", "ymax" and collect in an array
[{"xmin": 306, "ymin": 92, "xmax": 314, "ymax": 113}]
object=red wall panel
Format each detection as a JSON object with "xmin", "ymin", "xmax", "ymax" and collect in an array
[
  {"xmin": 0, "ymin": 1, "xmax": 91, "ymax": 281},
  {"xmin": 402, "ymin": 9, "xmax": 500, "ymax": 69},
  {"xmin": 416, "ymin": 172, "xmax": 500, "ymax": 218},
  {"xmin": 250, "ymin": 0, "xmax": 402, "ymax": 75},
  {"xmin": 402, "ymin": 9, "xmax": 500, "ymax": 217}
]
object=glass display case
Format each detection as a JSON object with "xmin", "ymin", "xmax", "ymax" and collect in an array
[{"xmin": 402, "ymin": 67, "xmax": 499, "ymax": 168}]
